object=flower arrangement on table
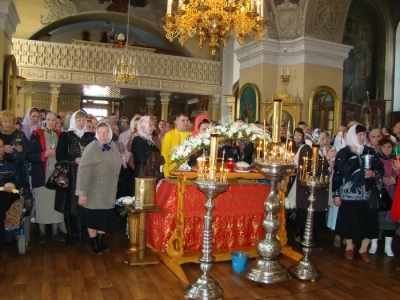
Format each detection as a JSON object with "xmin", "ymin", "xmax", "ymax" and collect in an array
[
  {"xmin": 115, "ymin": 196, "xmax": 138, "ymax": 216},
  {"xmin": 171, "ymin": 122, "xmax": 271, "ymax": 170}
]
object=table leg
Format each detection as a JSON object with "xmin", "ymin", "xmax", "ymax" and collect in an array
[
  {"xmin": 125, "ymin": 212, "xmax": 160, "ymax": 266},
  {"xmin": 126, "ymin": 214, "xmax": 139, "ymax": 254}
]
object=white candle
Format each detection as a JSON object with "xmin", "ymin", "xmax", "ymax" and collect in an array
[
  {"xmin": 251, "ymin": 0, "xmax": 255, "ymax": 10},
  {"xmin": 281, "ymin": 68, "xmax": 283, "ymax": 75},
  {"xmin": 256, "ymin": 0, "xmax": 260, "ymax": 14},
  {"xmin": 167, "ymin": 0, "xmax": 172, "ymax": 14},
  {"xmin": 260, "ymin": 0, "xmax": 264, "ymax": 17}
]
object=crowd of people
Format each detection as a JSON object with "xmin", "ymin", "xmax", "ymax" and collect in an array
[
  {"xmin": 287, "ymin": 119, "xmax": 400, "ymax": 266},
  {"xmin": 1, "ymin": 107, "xmax": 400, "ymax": 271}
]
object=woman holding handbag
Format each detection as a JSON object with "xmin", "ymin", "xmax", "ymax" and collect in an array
[
  {"xmin": 55, "ymin": 110, "xmax": 94, "ymax": 246},
  {"xmin": 26, "ymin": 111, "xmax": 64, "ymax": 243},
  {"xmin": 333, "ymin": 124, "xmax": 384, "ymax": 263},
  {"xmin": 76, "ymin": 122, "xmax": 121, "ymax": 254}
]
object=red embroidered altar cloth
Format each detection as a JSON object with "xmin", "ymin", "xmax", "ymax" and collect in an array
[{"xmin": 147, "ymin": 180, "xmax": 270, "ymax": 252}]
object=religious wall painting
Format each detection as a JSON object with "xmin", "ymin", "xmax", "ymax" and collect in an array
[
  {"xmin": 308, "ymin": 86, "xmax": 339, "ymax": 134},
  {"xmin": 342, "ymin": 2, "xmax": 378, "ymax": 104},
  {"xmin": 268, "ymin": 110, "xmax": 294, "ymax": 130},
  {"xmin": 369, "ymin": 100, "xmax": 386, "ymax": 130},
  {"xmin": 236, "ymin": 83, "xmax": 260, "ymax": 123},
  {"xmin": 341, "ymin": 102, "xmax": 363, "ymax": 127}
]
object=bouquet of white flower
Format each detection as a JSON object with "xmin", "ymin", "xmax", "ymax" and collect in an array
[
  {"xmin": 115, "ymin": 196, "xmax": 138, "ymax": 216},
  {"xmin": 117, "ymin": 33, "xmax": 125, "ymax": 41},
  {"xmin": 171, "ymin": 123, "xmax": 270, "ymax": 169}
]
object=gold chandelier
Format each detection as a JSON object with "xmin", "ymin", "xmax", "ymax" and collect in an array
[
  {"xmin": 113, "ymin": 2, "xmax": 137, "ymax": 84},
  {"xmin": 161, "ymin": 0, "xmax": 267, "ymax": 57}
]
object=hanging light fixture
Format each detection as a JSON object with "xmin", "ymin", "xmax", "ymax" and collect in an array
[
  {"xmin": 160, "ymin": 0, "xmax": 267, "ymax": 57},
  {"xmin": 113, "ymin": 1, "xmax": 137, "ymax": 84}
]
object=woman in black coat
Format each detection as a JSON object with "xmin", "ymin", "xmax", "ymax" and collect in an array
[
  {"xmin": 333, "ymin": 124, "xmax": 384, "ymax": 263},
  {"xmin": 55, "ymin": 110, "xmax": 94, "ymax": 246}
]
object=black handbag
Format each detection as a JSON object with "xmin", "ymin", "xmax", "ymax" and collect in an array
[
  {"xmin": 368, "ymin": 185, "xmax": 382, "ymax": 211},
  {"xmin": 380, "ymin": 186, "xmax": 393, "ymax": 211},
  {"xmin": 45, "ymin": 161, "xmax": 70, "ymax": 190}
]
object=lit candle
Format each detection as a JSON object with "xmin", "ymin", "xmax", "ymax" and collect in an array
[
  {"xmin": 256, "ymin": 0, "xmax": 260, "ymax": 14},
  {"xmin": 167, "ymin": 0, "xmax": 172, "ymax": 14},
  {"xmin": 299, "ymin": 165, "xmax": 302, "ymax": 178},
  {"xmin": 289, "ymin": 141, "xmax": 292, "ymax": 153},
  {"xmin": 260, "ymin": 0, "xmax": 264, "ymax": 17}
]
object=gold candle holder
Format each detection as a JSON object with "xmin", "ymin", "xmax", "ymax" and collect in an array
[
  {"xmin": 272, "ymin": 99, "xmax": 283, "ymax": 143},
  {"xmin": 311, "ymin": 145, "xmax": 319, "ymax": 173}
]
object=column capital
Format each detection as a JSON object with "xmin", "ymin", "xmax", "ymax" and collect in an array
[
  {"xmin": 211, "ymin": 96, "xmax": 220, "ymax": 107},
  {"xmin": 235, "ymin": 37, "xmax": 353, "ymax": 70},
  {"xmin": 146, "ymin": 97, "xmax": 156, "ymax": 106},
  {"xmin": 50, "ymin": 83, "xmax": 61, "ymax": 95},
  {"xmin": 159, "ymin": 92, "xmax": 171, "ymax": 103},
  {"xmin": 0, "ymin": 0, "xmax": 20, "ymax": 40}
]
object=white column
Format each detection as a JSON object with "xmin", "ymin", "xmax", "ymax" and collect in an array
[
  {"xmin": 211, "ymin": 95, "xmax": 221, "ymax": 122},
  {"xmin": 50, "ymin": 83, "xmax": 61, "ymax": 113},
  {"xmin": 221, "ymin": 39, "xmax": 240, "ymax": 123},
  {"xmin": 146, "ymin": 97, "xmax": 156, "ymax": 114},
  {"xmin": 224, "ymin": 94, "xmax": 236, "ymax": 123},
  {"xmin": 159, "ymin": 92, "xmax": 171, "ymax": 121}
]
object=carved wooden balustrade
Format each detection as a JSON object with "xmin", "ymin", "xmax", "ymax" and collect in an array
[{"xmin": 12, "ymin": 39, "xmax": 222, "ymax": 95}]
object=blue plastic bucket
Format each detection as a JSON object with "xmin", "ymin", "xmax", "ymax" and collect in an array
[{"xmin": 231, "ymin": 251, "xmax": 249, "ymax": 274}]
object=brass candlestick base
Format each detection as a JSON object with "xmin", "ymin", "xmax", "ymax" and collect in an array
[
  {"xmin": 185, "ymin": 180, "xmax": 229, "ymax": 300},
  {"xmin": 289, "ymin": 177, "xmax": 329, "ymax": 282},
  {"xmin": 245, "ymin": 162, "xmax": 295, "ymax": 284}
]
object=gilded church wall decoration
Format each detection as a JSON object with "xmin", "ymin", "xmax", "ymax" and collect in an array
[{"xmin": 308, "ymin": 86, "xmax": 340, "ymax": 134}]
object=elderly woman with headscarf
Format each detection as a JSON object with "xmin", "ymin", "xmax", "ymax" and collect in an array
[
  {"xmin": 21, "ymin": 107, "xmax": 42, "ymax": 140},
  {"xmin": 117, "ymin": 114, "xmax": 142, "ymax": 197},
  {"xmin": 368, "ymin": 137, "xmax": 398, "ymax": 257},
  {"xmin": 26, "ymin": 111, "xmax": 64, "ymax": 243},
  {"xmin": 76, "ymin": 122, "xmax": 121, "ymax": 254},
  {"xmin": 188, "ymin": 115, "xmax": 211, "ymax": 167},
  {"xmin": 332, "ymin": 124, "xmax": 384, "ymax": 263},
  {"xmin": 55, "ymin": 110, "xmax": 94, "ymax": 246},
  {"xmin": 131, "ymin": 115, "xmax": 161, "ymax": 183},
  {"xmin": 118, "ymin": 116, "xmax": 130, "ymax": 133},
  {"xmin": 0, "ymin": 110, "xmax": 29, "ymax": 186}
]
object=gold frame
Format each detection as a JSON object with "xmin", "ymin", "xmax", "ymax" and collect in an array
[
  {"xmin": 236, "ymin": 83, "xmax": 260, "ymax": 122},
  {"xmin": 308, "ymin": 85, "xmax": 340, "ymax": 133}
]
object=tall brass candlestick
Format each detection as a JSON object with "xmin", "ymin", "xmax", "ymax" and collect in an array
[
  {"xmin": 272, "ymin": 99, "xmax": 283, "ymax": 143},
  {"xmin": 209, "ymin": 134, "xmax": 219, "ymax": 179},
  {"xmin": 311, "ymin": 145, "xmax": 319, "ymax": 173}
]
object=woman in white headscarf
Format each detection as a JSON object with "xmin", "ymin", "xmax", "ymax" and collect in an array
[
  {"xmin": 21, "ymin": 107, "xmax": 41, "ymax": 140},
  {"xmin": 55, "ymin": 110, "xmax": 94, "ymax": 246},
  {"xmin": 332, "ymin": 124, "xmax": 384, "ymax": 263},
  {"xmin": 76, "ymin": 122, "xmax": 121, "ymax": 254}
]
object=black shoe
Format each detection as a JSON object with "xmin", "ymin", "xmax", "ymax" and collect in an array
[
  {"xmin": 89, "ymin": 237, "xmax": 103, "ymax": 254},
  {"xmin": 97, "ymin": 234, "xmax": 109, "ymax": 252}
]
